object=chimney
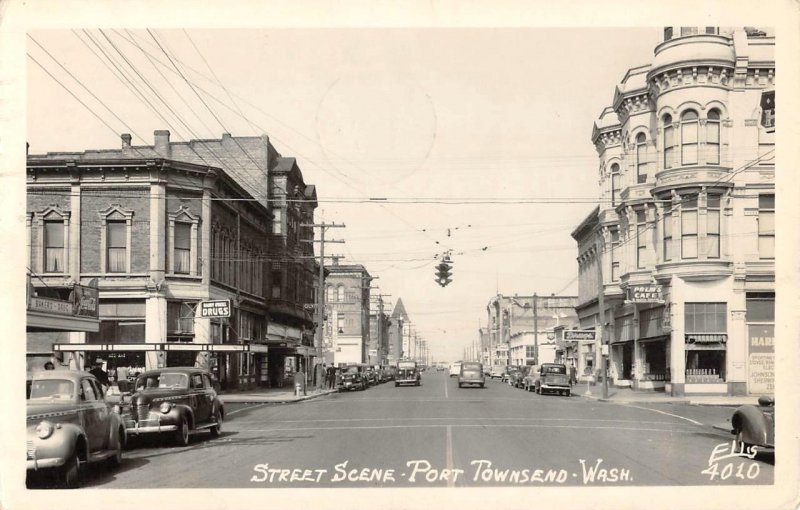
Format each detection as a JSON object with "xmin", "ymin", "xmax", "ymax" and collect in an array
[
  {"xmin": 154, "ymin": 130, "xmax": 171, "ymax": 157},
  {"xmin": 121, "ymin": 133, "xmax": 132, "ymax": 149}
]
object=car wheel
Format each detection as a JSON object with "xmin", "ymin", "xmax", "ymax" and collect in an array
[
  {"xmin": 480, "ymin": 383, "xmax": 485, "ymax": 388},
  {"xmin": 175, "ymin": 417, "xmax": 190, "ymax": 446},
  {"xmin": 395, "ymin": 382, "xmax": 399, "ymax": 387},
  {"xmin": 210, "ymin": 408, "xmax": 223, "ymax": 437},
  {"xmin": 60, "ymin": 454, "xmax": 82, "ymax": 489},
  {"xmin": 566, "ymin": 390, "xmax": 571, "ymax": 397},
  {"xmin": 735, "ymin": 429, "xmax": 752, "ymax": 453}
]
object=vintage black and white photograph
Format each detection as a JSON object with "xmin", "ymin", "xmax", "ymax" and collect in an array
[{"xmin": 2, "ymin": 1, "xmax": 799, "ymax": 509}]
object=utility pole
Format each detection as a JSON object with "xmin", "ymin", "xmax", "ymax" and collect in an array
[
  {"xmin": 596, "ymin": 234, "xmax": 608, "ymax": 399},
  {"xmin": 533, "ymin": 293, "xmax": 539, "ymax": 365},
  {"xmin": 300, "ymin": 222, "xmax": 345, "ymax": 387}
]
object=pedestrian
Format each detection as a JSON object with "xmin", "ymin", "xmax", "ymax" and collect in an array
[
  {"xmin": 569, "ymin": 363, "xmax": 577, "ymax": 386},
  {"xmin": 44, "ymin": 361, "xmax": 55, "ymax": 370},
  {"xmin": 89, "ymin": 358, "xmax": 110, "ymax": 387},
  {"xmin": 328, "ymin": 365, "xmax": 336, "ymax": 389}
]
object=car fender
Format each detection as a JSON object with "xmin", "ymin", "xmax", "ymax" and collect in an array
[
  {"xmin": 169, "ymin": 404, "xmax": 196, "ymax": 429},
  {"xmin": 731, "ymin": 405, "xmax": 769, "ymax": 447},
  {"xmin": 107, "ymin": 412, "xmax": 126, "ymax": 449},
  {"xmin": 31, "ymin": 422, "xmax": 88, "ymax": 464}
]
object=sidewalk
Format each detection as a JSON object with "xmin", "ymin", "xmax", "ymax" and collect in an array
[
  {"xmin": 219, "ymin": 386, "xmax": 338, "ymax": 404},
  {"xmin": 577, "ymin": 383, "xmax": 759, "ymax": 407}
]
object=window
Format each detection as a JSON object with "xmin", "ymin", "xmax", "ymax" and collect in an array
[
  {"xmin": 663, "ymin": 114, "xmax": 676, "ymax": 169},
  {"xmin": 681, "ymin": 196, "xmax": 698, "ymax": 259},
  {"xmin": 337, "ymin": 314, "xmax": 345, "ymax": 333},
  {"xmin": 81, "ymin": 379, "xmax": 97, "ymax": 401},
  {"xmin": 636, "ymin": 210, "xmax": 647, "ymax": 269},
  {"xmin": 611, "ymin": 163, "xmax": 621, "ymax": 207},
  {"xmin": 174, "ymin": 223, "xmax": 191, "ymax": 274},
  {"xmin": 525, "ymin": 346, "xmax": 536, "ymax": 358},
  {"xmin": 326, "ymin": 285, "xmax": 333, "ymax": 303},
  {"xmin": 107, "ymin": 221, "xmax": 127, "ymax": 273},
  {"xmin": 664, "ymin": 27, "xmax": 674, "ymax": 41},
  {"xmin": 167, "ymin": 301, "xmax": 195, "ymax": 334},
  {"xmin": 271, "ymin": 269, "xmax": 282, "ymax": 298},
  {"xmin": 705, "ymin": 27, "xmax": 718, "ymax": 34},
  {"xmin": 759, "ymin": 194, "xmax": 775, "ymax": 259},
  {"xmin": 191, "ymin": 374, "xmax": 204, "ymax": 389},
  {"xmin": 705, "ymin": 194, "xmax": 721, "ymax": 258},
  {"xmin": 611, "ymin": 229, "xmax": 620, "ymax": 281},
  {"xmin": 272, "ymin": 209, "xmax": 282, "ymax": 235},
  {"xmin": 44, "ymin": 221, "xmax": 65, "ymax": 273},
  {"xmin": 681, "ymin": 110, "xmax": 699, "ymax": 165},
  {"xmin": 337, "ymin": 285, "xmax": 345, "ymax": 302},
  {"xmin": 680, "ymin": 27, "xmax": 699, "ymax": 36},
  {"xmin": 685, "ymin": 303, "xmax": 727, "ymax": 333},
  {"xmin": 706, "ymin": 109, "xmax": 721, "ymax": 164},
  {"xmin": 636, "ymin": 133, "xmax": 648, "ymax": 183},
  {"xmin": 663, "ymin": 207, "xmax": 673, "ymax": 262}
]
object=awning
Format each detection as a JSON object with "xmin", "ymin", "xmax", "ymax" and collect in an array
[
  {"xmin": 53, "ymin": 343, "xmax": 268, "ymax": 353},
  {"xmin": 685, "ymin": 334, "xmax": 727, "ymax": 350}
]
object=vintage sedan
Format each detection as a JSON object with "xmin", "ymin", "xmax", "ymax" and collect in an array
[
  {"xmin": 121, "ymin": 368, "xmax": 224, "ymax": 446},
  {"xmin": 338, "ymin": 366, "xmax": 367, "ymax": 391},
  {"xmin": 458, "ymin": 362, "xmax": 485, "ymax": 388},
  {"xmin": 510, "ymin": 366, "xmax": 531, "ymax": 388},
  {"xmin": 26, "ymin": 370, "xmax": 125, "ymax": 488},
  {"xmin": 731, "ymin": 396, "xmax": 775, "ymax": 453},
  {"xmin": 533, "ymin": 363, "xmax": 571, "ymax": 396}
]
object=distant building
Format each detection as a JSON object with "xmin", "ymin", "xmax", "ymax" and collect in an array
[
  {"xmin": 387, "ymin": 298, "xmax": 409, "ymax": 364},
  {"xmin": 323, "ymin": 260, "xmax": 372, "ymax": 365},
  {"xmin": 573, "ymin": 27, "xmax": 775, "ymax": 396},
  {"xmin": 368, "ymin": 296, "xmax": 391, "ymax": 365},
  {"xmin": 486, "ymin": 294, "xmax": 578, "ymax": 368}
]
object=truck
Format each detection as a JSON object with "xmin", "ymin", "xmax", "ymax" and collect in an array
[{"xmin": 395, "ymin": 360, "xmax": 420, "ymax": 387}]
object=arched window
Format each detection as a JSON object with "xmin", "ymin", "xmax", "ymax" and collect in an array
[
  {"xmin": 326, "ymin": 285, "xmax": 333, "ymax": 303},
  {"xmin": 611, "ymin": 163, "xmax": 621, "ymax": 207},
  {"xmin": 681, "ymin": 110, "xmax": 699, "ymax": 165},
  {"xmin": 337, "ymin": 285, "xmax": 345, "ymax": 302},
  {"xmin": 663, "ymin": 114, "xmax": 675, "ymax": 169},
  {"xmin": 636, "ymin": 133, "xmax": 648, "ymax": 183},
  {"xmin": 706, "ymin": 109, "xmax": 721, "ymax": 165}
]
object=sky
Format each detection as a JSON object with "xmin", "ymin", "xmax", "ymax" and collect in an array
[{"xmin": 25, "ymin": 27, "xmax": 665, "ymax": 362}]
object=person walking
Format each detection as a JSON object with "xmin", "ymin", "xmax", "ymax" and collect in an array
[
  {"xmin": 89, "ymin": 358, "xmax": 110, "ymax": 388},
  {"xmin": 569, "ymin": 362, "xmax": 577, "ymax": 386}
]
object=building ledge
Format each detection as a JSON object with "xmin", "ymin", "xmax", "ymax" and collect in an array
[
  {"xmin": 655, "ymin": 260, "xmax": 733, "ymax": 281},
  {"xmin": 653, "ymin": 166, "xmax": 733, "ymax": 194}
]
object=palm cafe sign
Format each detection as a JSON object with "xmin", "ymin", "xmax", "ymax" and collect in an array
[{"xmin": 626, "ymin": 284, "xmax": 664, "ymax": 304}]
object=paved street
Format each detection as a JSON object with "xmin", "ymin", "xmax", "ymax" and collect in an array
[{"xmin": 73, "ymin": 370, "xmax": 772, "ymax": 488}]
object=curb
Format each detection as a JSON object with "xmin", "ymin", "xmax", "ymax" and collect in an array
[{"xmin": 220, "ymin": 389, "xmax": 337, "ymax": 404}]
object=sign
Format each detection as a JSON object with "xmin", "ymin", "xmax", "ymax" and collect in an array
[
  {"xmin": 748, "ymin": 324, "xmax": 774, "ymax": 394},
  {"xmin": 563, "ymin": 330, "xmax": 596, "ymax": 342},
  {"xmin": 72, "ymin": 284, "xmax": 98, "ymax": 318},
  {"xmin": 601, "ymin": 345, "xmax": 609, "ymax": 356},
  {"xmin": 28, "ymin": 296, "xmax": 73, "ymax": 316},
  {"xmin": 626, "ymin": 285, "xmax": 664, "ymax": 303},
  {"xmin": 200, "ymin": 300, "xmax": 231, "ymax": 318}
]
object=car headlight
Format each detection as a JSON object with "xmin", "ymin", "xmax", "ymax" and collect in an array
[
  {"xmin": 36, "ymin": 420, "xmax": 54, "ymax": 439},
  {"xmin": 159, "ymin": 402, "xmax": 173, "ymax": 414}
]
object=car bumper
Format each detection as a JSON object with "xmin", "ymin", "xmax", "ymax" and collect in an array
[
  {"xmin": 27, "ymin": 456, "xmax": 67, "ymax": 471},
  {"xmin": 459, "ymin": 379, "xmax": 484, "ymax": 385},
  {"xmin": 396, "ymin": 379, "xmax": 417, "ymax": 385},
  {"xmin": 123, "ymin": 418, "xmax": 178, "ymax": 434},
  {"xmin": 540, "ymin": 384, "xmax": 570, "ymax": 391}
]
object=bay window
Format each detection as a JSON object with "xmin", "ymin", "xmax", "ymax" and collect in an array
[
  {"xmin": 681, "ymin": 196, "xmax": 698, "ymax": 259},
  {"xmin": 705, "ymin": 194, "xmax": 721, "ymax": 258},
  {"xmin": 681, "ymin": 110, "xmax": 699, "ymax": 165},
  {"xmin": 706, "ymin": 109, "xmax": 721, "ymax": 164},
  {"xmin": 636, "ymin": 210, "xmax": 647, "ymax": 269},
  {"xmin": 611, "ymin": 163, "xmax": 621, "ymax": 207},
  {"xmin": 759, "ymin": 194, "xmax": 775, "ymax": 259},
  {"xmin": 663, "ymin": 207, "xmax": 673, "ymax": 261},
  {"xmin": 663, "ymin": 114, "xmax": 676, "ymax": 169},
  {"xmin": 636, "ymin": 133, "xmax": 648, "ymax": 183}
]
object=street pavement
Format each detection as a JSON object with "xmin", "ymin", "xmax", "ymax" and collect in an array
[{"xmin": 74, "ymin": 370, "xmax": 773, "ymax": 488}]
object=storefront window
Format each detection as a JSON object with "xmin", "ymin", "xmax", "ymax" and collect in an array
[{"xmin": 684, "ymin": 302, "xmax": 727, "ymax": 382}]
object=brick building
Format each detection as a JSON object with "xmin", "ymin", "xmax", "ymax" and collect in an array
[
  {"xmin": 322, "ymin": 260, "xmax": 372, "ymax": 365},
  {"xmin": 26, "ymin": 131, "xmax": 319, "ymax": 389}
]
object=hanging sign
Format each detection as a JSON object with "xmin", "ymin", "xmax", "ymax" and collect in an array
[
  {"xmin": 626, "ymin": 285, "xmax": 664, "ymax": 303},
  {"xmin": 200, "ymin": 300, "xmax": 231, "ymax": 318}
]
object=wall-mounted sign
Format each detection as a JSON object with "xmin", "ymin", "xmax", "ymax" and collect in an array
[
  {"xmin": 563, "ymin": 330, "xmax": 597, "ymax": 342},
  {"xmin": 72, "ymin": 284, "xmax": 98, "ymax": 318},
  {"xmin": 626, "ymin": 285, "xmax": 664, "ymax": 303},
  {"xmin": 28, "ymin": 296, "xmax": 74, "ymax": 316},
  {"xmin": 748, "ymin": 324, "xmax": 774, "ymax": 394},
  {"xmin": 200, "ymin": 300, "xmax": 231, "ymax": 318}
]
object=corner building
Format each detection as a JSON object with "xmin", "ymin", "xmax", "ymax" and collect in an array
[{"xmin": 574, "ymin": 27, "xmax": 775, "ymax": 396}]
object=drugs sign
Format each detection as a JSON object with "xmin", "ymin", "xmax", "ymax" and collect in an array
[{"xmin": 200, "ymin": 300, "xmax": 231, "ymax": 318}]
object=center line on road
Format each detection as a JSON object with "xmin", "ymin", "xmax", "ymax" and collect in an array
[
  {"xmin": 445, "ymin": 425, "xmax": 454, "ymax": 488},
  {"xmin": 619, "ymin": 403, "xmax": 704, "ymax": 426},
  {"xmin": 444, "ymin": 379, "xmax": 448, "ymax": 399}
]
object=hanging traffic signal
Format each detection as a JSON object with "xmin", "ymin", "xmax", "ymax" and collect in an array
[{"xmin": 434, "ymin": 258, "xmax": 453, "ymax": 287}]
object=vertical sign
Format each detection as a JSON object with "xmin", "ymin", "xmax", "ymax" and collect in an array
[{"xmin": 748, "ymin": 324, "xmax": 774, "ymax": 394}]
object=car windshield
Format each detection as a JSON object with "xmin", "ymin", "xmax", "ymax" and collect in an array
[
  {"xmin": 135, "ymin": 372, "xmax": 189, "ymax": 390},
  {"xmin": 29, "ymin": 379, "xmax": 74, "ymax": 401},
  {"xmin": 543, "ymin": 365, "xmax": 567, "ymax": 374}
]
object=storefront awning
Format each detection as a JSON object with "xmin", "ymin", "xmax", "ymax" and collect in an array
[
  {"xmin": 53, "ymin": 343, "xmax": 269, "ymax": 353},
  {"xmin": 685, "ymin": 334, "xmax": 727, "ymax": 350}
]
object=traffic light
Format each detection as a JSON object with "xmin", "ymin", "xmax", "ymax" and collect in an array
[{"xmin": 434, "ymin": 259, "xmax": 453, "ymax": 287}]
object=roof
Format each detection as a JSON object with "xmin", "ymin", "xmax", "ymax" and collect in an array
[
  {"xmin": 391, "ymin": 298, "xmax": 409, "ymax": 320},
  {"xmin": 570, "ymin": 205, "xmax": 601, "ymax": 240},
  {"xmin": 29, "ymin": 370, "xmax": 91, "ymax": 382}
]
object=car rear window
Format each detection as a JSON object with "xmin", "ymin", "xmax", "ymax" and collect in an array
[
  {"xmin": 462, "ymin": 363, "xmax": 482, "ymax": 370},
  {"xmin": 543, "ymin": 365, "xmax": 567, "ymax": 374}
]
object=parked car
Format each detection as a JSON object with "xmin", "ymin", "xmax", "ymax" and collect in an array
[
  {"xmin": 510, "ymin": 366, "xmax": 531, "ymax": 388},
  {"xmin": 503, "ymin": 367, "xmax": 521, "ymax": 385},
  {"xmin": 532, "ymin": 363, "xmax": 571, "ymax": 396},
  {"xmin": 338, "ymin": 366, "xmax": 367, "ymax": 391},
  {"xmin": 731, "ymin": 396, "xmax": 775, "ymax": 452},
  {"xmin": 458, "ymin": 362, "xmax": 485, "ymax": 388},
  {"xmin": 522, "ymin": 367, "xmax": 539, "ymax": 391},
  {"xmin": 396, "ymin": 360, "xmax": 421, "ymax": 387},
  {"xmin": 120, "ymin": 368, "xmax": 224, "ymax": 447},
  {"xmin": 449, "ymin": 362, "xmax": 462, "ymax": 377},
  {"xmin": 26, "ymin": 370, "xmax": 126, "ymax": 488},
  {"xmin": 490, "ymin": 365, "xmax": 506, "ymax": 380}
]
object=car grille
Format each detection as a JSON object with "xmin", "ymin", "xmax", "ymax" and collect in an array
[
  {"xmin": 26, "ymin": 440, "xmax": 36, "ymax": 460},
  {"xmin": 133, "ymin": 404, "xmax": 150, "ymax": 422}
]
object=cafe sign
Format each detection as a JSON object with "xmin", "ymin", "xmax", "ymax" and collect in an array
[{"xmin": 626, "ymin": 284, "xmax": 664, "ymax": 304}]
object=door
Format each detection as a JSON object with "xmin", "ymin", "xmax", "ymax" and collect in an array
[
  {"xmin": 190, "ymin": 373, "xmax": 211, "ymax": 423},
  {"xmin": 79, "ymin": 378, "xmax": 105, "ymax": 452}
]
